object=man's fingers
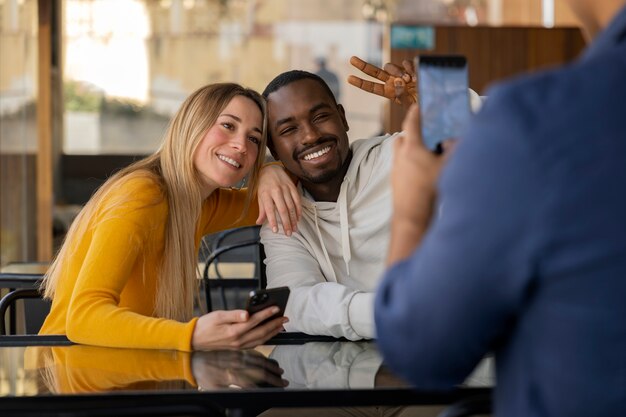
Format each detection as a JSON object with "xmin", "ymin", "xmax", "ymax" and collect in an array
[
  {"xmin": 348, "ymin": 76, "xmax": 388, "ymax": 97},
  {"xmin": 383, "ymin": 62, "xmax": 405, "ymax": 78},
  {"xmin": 350, "ymin": 56, "xmax": 390, "ymax": 81},
  {"xmin": 401, "ymin": 59, "xmax": 415, "ymax": 79}
]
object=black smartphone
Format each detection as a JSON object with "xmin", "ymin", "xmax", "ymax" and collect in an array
[
  {"xmin": 414, "ymin": 55, "xmax": 471, "ymax": 153},
  {"xmin": 245, "ymin": 286, "xmax": 290, "ymax": 323}
]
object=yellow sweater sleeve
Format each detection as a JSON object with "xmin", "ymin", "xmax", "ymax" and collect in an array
[
  {"xmin": 199, "ymin": 188, "xmax": 259, "ymax": 235},
  {"xmin": 66, "ymin": 213, "xmax": 197, "ymax": 351},
  {"xmin": 197, "ymin": 163, "xmax": 298, "ymax": 236},
  {"xmin": 40, "ymin": 177, "xmax": 197, "ymax": 351}
]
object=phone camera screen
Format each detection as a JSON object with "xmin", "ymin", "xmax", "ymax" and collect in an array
[{"xmin": 417, "ymin": 56, "xmax": 471, "ymax": 151}]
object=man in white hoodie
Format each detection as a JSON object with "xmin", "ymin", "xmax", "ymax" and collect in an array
[
  {"xmin": 259, "ymin": 66, "xmax": 402, "ymax": 341},
  {"xmin": 261, "ymin": 62, "xmax": 480, "ymax": 340}
]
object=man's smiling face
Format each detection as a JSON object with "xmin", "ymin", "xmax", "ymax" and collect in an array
[{"xmin": 266, "ymin": 78, "xmax": 351, "ymax": 186}]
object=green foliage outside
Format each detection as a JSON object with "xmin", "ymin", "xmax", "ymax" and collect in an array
[
  {"xmin": 64, "ymin": 80, "xmax": 102, "ymax": 112},
  {"xmin": 64, "ymin": 80, "xmax": 148, "ymax": 116},
  {"xmin": 101, "ymin": 97, "xmax": 145, "ymax": 116}
]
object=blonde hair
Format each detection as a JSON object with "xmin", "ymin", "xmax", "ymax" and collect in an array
[{"xmin": 41, "ymin": 83, "xmax": 267, "ymax": 322}]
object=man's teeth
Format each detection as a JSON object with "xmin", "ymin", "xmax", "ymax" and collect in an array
[
  {"xmin": 303, "ymin": 146, "xmax": 331, "ymax": 161},
  {"xmin": 218, "ymin": 155, "xmax": 240, "ymax": 168}
]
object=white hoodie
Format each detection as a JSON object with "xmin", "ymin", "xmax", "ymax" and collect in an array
[{"xmin": 261, "ymin": 133, "xmax": 399, "ymax": 340}]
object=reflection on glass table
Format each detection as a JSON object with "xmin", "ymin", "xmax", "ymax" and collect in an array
[
  {"xmin": 267, "ymin": 341, "xmax": 493, "ymax": 390},
  {"xmin": 1, "ymin": 339, "xmax": 492, "ymax": 415},
  {"xmin": 10, "ymin": 345, "xmax": 285, "ymax": 395}
]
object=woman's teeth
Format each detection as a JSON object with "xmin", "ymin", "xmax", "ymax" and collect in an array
[{"xmin": 218, "ymin": 154, "xmax": 240, "ymax": 168}]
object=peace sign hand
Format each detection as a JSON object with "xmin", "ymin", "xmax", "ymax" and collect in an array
[{"xmin": 347, "ymin": 56, "xmax": 417, "ymax": 106}]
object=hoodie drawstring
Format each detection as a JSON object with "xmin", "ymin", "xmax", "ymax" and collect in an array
[
  {"xmin": 312, "ymin": 205, "xmax": 337, "ymax": 282},
  {"xmin": 339, "ymin": 178, "xmax": 351, "ymax": 276}
]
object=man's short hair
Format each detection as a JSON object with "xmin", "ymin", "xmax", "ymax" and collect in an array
[{"xmin": 262, "ymin": 70, "xmax": 338, "ymax": 105}]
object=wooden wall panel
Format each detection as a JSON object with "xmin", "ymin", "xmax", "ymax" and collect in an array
[
  {"xmin": 388, "ymin": 25, "xmax": 586, "ymax": 132},
  {"xmin": 0, "ymin": 155, "xmax": 38, "ymax": 263}
]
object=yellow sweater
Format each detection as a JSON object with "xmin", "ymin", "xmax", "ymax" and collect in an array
[{"xmin": 39, "ymin": 176, "xmax": 258, "ymax": 351}]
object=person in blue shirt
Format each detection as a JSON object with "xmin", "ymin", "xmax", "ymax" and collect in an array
[{"xmin": 374, "ymin": 1, "xmax": 626, "ymax": 417}]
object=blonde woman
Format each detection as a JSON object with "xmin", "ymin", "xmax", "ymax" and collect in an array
[{"xmin": 39, "ymin": 83, "xmax": 300, "ymax": 351}]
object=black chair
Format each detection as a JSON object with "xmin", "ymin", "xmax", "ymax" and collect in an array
[
  {"xmin": 201, "ymin": 226, "xmax": 267, "ymax": 312},
  {"xmin": 0, "ymin": 288, "xmax": 49, "ymax": 335},
  {"xmin": 0, "ymin": 265, "xmax": 49, "ymax": 335}
]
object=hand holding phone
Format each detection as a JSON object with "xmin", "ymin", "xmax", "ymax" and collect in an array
[
  {"xmin": 246, "ymin": 287, "xmax": 290, "ymax": 325},
  {"xmin": 415, "ymin": 55, "xmax": 471, "ymax": 152}
]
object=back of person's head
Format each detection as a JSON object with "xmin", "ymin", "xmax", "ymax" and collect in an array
[
  {"xmin": 262, "ymin": 70, "xmax": 337, "ymax": 105},
  {"xmin": 42, "ymin": 83, "xmax": 267, "ymax": 322}
]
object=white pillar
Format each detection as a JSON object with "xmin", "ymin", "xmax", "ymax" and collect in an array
[{"xmin": 542, "ymin": 0, "xmax": 555, "ymax": 27}]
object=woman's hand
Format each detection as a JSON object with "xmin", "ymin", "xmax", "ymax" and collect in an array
[
  {"xmin": 348, "ymin": 56, "xmax": 417, "ymax": 106},
  {"xmin": 192, "ymin": 349, "xmax": 288, "ymax": 389},
  {"xmin": 191, "ymin": 306, "xmax": 288, "ymax": 351},
  {"xmin": 256, "ymin": 164, "xmax": 302, "ymax": 236}
]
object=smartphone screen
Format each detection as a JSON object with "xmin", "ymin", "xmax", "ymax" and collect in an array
[{"xmin": 415, "ymin": 55, "xmax": 471, "ymax": 151}]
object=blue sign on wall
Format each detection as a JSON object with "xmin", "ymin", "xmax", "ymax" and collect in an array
[{"xmin": 390, "ymin": 25, "xmax": 435, "ymax": 49}]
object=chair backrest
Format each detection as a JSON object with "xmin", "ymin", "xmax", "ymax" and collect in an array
[
  {"xmin": 201, "ymin": 226, "xmax": 266, "ymax": 312},
  {"xmin": 0, "ymin": 288, "xmax": 50, "ymax": 335}
]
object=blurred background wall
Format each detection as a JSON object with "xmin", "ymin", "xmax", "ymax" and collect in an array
[{"xmin": 0, "ymin": 0, "xmax": 585, "ymax": 266}]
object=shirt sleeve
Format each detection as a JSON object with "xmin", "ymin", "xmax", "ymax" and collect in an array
[
  {"xmin": 261, "ymin": 225, "xmax": 374, "ymax": 340},
  {"xmin": 374, "ymin": 85, "xmax": 543, "ymax": 389},
  {"xmin": 199, "ymin": 188, "xmax": 259, "ymax": 235},
  {"xmin": 66, "ymin": 196, "xmax": 198, "ymax": 352}
]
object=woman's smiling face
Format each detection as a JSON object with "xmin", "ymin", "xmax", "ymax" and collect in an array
[{"xmin": 193, "ymin": 95, "xmax": 263, "ymax": 197}]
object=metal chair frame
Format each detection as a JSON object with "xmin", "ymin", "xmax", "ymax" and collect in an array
[
  {"xmin": 201, "ymin": 226, "xmax": 266, "ymax": 312},
  {"xmin": 0, "ymin": 288, "xmax": 43, "ymax": 335}
]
